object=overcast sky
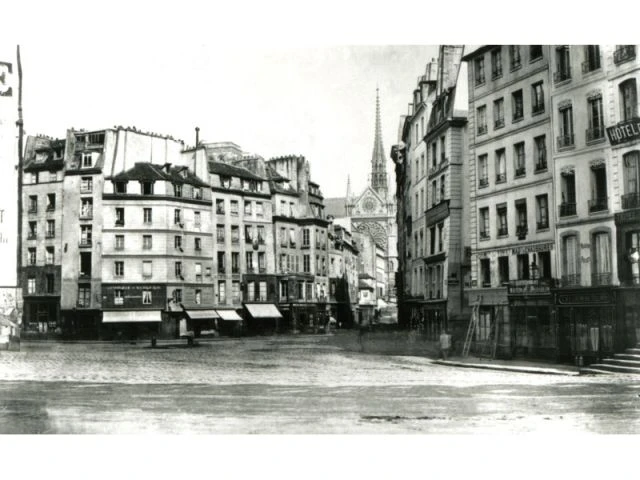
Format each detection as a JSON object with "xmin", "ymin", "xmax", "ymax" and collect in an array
[{"xmin": 19, "ymin": 43, "xmax": 437, "ymax": 198}]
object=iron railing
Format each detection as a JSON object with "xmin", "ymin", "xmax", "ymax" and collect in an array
[
  {"xmin": 557, "ymin": 134, "xmax": 575, "ymax": 149},
  {"xmin": 559, "ymin": 203, "xmax": 577, "ymax": 217},
  {"xmin": 614, "ymin": 45, "xmax": 636, "ymax": 64},
  {"xmin": 586, "ymin": 126, "xmax": 605, "ymax": 142},
  {"xmin": 621, "ymin": 192, "xmax": 640, "ymax": 210},
  {"xmin": 588, "ymin": 197, "xmax": 608, "ymax": 213}
]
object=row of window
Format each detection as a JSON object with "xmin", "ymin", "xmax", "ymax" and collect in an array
[
  {"xmin": 215, "ymin": 198, "xmax": 265, "ymax": 217},
  {"xmin": 277, "ymin": 253, "xmax": 328, "ymax": 276},
  {"xmin": 479, "ymin": 251, "xmax": 552, "ymax": 287},
  {"xmin": 113, "ymin": 207, "xmax": 202, "ymax": 228},
  {"xmin": 412, "ymin": 263, "xmax": 444, "ymax": 299},
  {"xmin": 218, "ymin": 175, "xmax": 264, "ymax": 193},
  {"xmin": 278, "ymin": 280, "xmax": 327, "ymax": 302},
  {"xmin": 26, "ymin": 246, "xmax": 55, "ymax": 265},
  {"xmin": 412, "ymin": 175, "xmax": 447, "ymax": 218},
  {"xmin": 478, "ymin": 195, "xmax": 549, "ymax": 240},
  {"xmin": 559, "ymin": 165, "xmax": 609, "ymax": 217},
  {"xmin": 111, "ymin": 260, "xmax": 208, "ymax": 280},
  {"xmin": 217, "ymin": 251, "xmax": 266, "ymax": 273},
  {"xmin": 278, "ymin": 227, "xmax": 327, "ymax": 249},
  {"xmin": 411, "ymin": 223, "xmax": 445, "ymax": 259},
  {"xmin": 27, "ymin": 194, "xmax": 56, "ymax": 213},
  {"xmin": 476, "ymin": 82, "xmax": 545, "ymax": 135},
  {"xmin": 26, "ymin": 171, "xmax": 59, "ymax": 184},
  {"xmin": 477, "ymin": 135, "xmax": 547, "ymax": 188},
  {"xmin": 474, "ymin": 46, "xmax": 544, "ymax": 86},
  {"xmin": 113, "ymin": 180, "xmax": 204, "ymax": 200},
  {"xmin": 216, "ymin": 224, "xmax": 266, "ymax": 244},
  {"xmin": 27, "ymin": 219, "xmax": 56, "ymax": 240}
]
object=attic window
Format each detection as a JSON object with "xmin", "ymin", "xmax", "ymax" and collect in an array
[
  {"xmin": 141, "ymin": 182, "xmax": 154, "ymax": 195},
  {"xmin": 174, "ymin": 183, "xmax": 183, "ymax": 197},
  {"xmin": 82, "ymin": 152, "xmax": 92, "ymax": 168},
  {"xmin": 192, "ymin": 187, "xmax": 202, "ymax": 199},
  {"xmin": 87, "ymin": 133, "xmax": 105, "ymax": 145},
  {"xmin": 220, "ymin": 176, "xmax": 231, "ymax": 189},
  {"xmin": 181, "ymin": 169, "xmax": 188, "ymax": 178},
  {"xmin": 35, "ymin": 152, "xmax": 47, "ymax": 163},
  {"xmin": 114, "ymin": 181, "xmax": 127, "ymax": 194}
]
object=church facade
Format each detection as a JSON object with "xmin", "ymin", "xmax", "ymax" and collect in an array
[{"xmin": 325, "ymin": 89, "xmax": 398, "ymax": 301}]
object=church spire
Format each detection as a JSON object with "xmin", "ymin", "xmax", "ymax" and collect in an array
[
  {"xmin": 370, "ymin": 87, "xmax": 388, "ymax": 198},
  {"xmin": 345, "ymin": 174, "xmax": 352, "ymax": 215}
]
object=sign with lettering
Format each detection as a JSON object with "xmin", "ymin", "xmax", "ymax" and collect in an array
[
  {"xmin": 607, "ymin": 118, "xmax": 640, "ymax": 146},
  {"xmin": 0, "ymin": 47, "xmax": 18, "ymax": 288}
]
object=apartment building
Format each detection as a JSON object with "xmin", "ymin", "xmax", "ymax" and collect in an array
[
  {"xmin": 463, "ymin": 45, "xmax": 556, "ymax": 358},
  {"xmin": 551, "ymin": 45, "xmax": 640, "ymax": 361},
  {"xmin": 20, "ymin": 136, "xmax": 65, "ymax": 335},
  {"xmin": 327, "ymin": 222, "xmax": 359, "ymax": 328},
  {"xmin": 422, "ymin": 45, "xmax": 470, "ymax": 342}
]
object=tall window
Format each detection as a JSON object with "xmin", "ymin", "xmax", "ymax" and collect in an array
[
  {"xmin": 430, "ymin": 226, "xmax": 436, "ymax": 254},
  {"xmin": 216, "ymin": 225, "xmax": 225, "ymax": 243},
  {"xmin": 114, "ymin": 261, "xmax": 124, "ymax": 277},
  {"xmin": 217, "ymin": 252, "xmax": 226, "ymax": 273},
  {"xmin": 477, "ymin": 106, "xmax": 487, "ymax": 135},
  {"xmin": 303, "ymin": 254, "xmax": 310, "ymax": 273},
  {"xmin": 143, "ymin": 207, "xmax": 152, "ymax": 224},
  {"xmin": 175, "ymin": 235, "xmax": 182, "ymax": 250},
  {"xmin": 515, "ymin": 200, "xmax": 527, "ymax": 237},
  {"xmin": 80, "ymin": 225, "xmax": 92, "ymax": 246},
  {"xmin": 175, "ymin": 261, "xmax": 183, "ymax": 279},
  {"xmin": 81, "ymin": 177, "xmax": 93, "ymax": 193},
  {"xmin": 493, "ymin": 98, "xmax": 505, "ymax": 129},
  {"xmin": 498, "ymin": 256, "xmax": 509, "ymax": 284},
  {"xmin": 592, "ymin": 232, "xmax": 612, "ymax": 285},
  {"xmin": 46, "ymin": 220, "xmax": 55, "ymax": 238},
  {"xmin": 142, "ymin": 290, "xmax": 152, "ymax": 305},
  {"xmin": 495, "ymin": 148, "xmax": 506, "ymax": 183},
  {"xmin": 562, "ymin": 235, "xmax": 579, "ymax": 286},
  {"xmin": 303, "ymin": 228, "xmax": 310, "ymax": 247},
  {"xmin": 28, "ymin": 248, "xmax": 36, "ymax": 265},
  {"xmin": 46, "ymin": 193, "xmax": 56, "ymax": 211},
  {"xmin": 142, "ymin": 182, "xmax": 154, "ymax": 195},
  {"xmin": 231, "ymin": 252, "xmax": 239, "ymax": 273},
  {"xmin": 115, "ymin": 207, "xmax": 125, "ymax": 226},
  {"xmin": 623, "ymin": 151, "xmax": 640, "ymax": 209},
  {"xmin": 491, "ymin": 48, "xmax": 502, "ymax": 79},
  {"xmin": 173, "ymin": 183, "xmax": 182, "ymax": 197},
  {"xmin": 27, "ymin": 277, "xmax": 36, "ymax": 294},
  {"xmin": 231, "ymin": 225, "xmax": 240, "ymax": 244},
  {"xmin": 620, "ymin": 78, "xmax": 637, "ymax": 121},
  {"xmin": 560, "ymin": 171, "xmax": 577, "ymax": 216},
  {"xmin": 509, "ymin": 45, "xmax": 521, "ymax": 70},
  {"xmin": 587, "ymin": 94, "xmax": 604, "ymax": 142},
  {"xmin": 82, "ymin": 152, "xmax": 92, "ymax": 168},
  {"xmin": 45, "ymin": 246, "xmax": 54, "ymax": 264},
  {"xmin": 81, "ymin": 198, "xmax": 93, "ymax": 219},
  {"xmin": 589, "ymin": 165, "xmax": 608, "ymax": 213},
  {"xmin": 474, "ymin": 56, "xmax": 485, "ymax": 86},
  {"xmin": 530, "ymin": 45, "xmax": 543, "ymax": 61},
  {"xmin": 216, "ymin": 199, "xmax": 225, "ymax": 215},
  {"xmin": 143, "ymin": 235, "xmax": 152, "ymax": 249},
  {"xmin": 244, "ymin": 200, "xmax": 252, "ymax": 216},
  {"xmin": 431, "ymin": 142, "xmax": 437, "ymax": 168},
  {"xmin": 142, "ymin": 261, "xmax": 152, "ymax": 279},
  {"xmin": 512, "ymin": 90, "xmax": 523, "ymax": 121},
  {"xmin": 28, "ymin": 221, "xmax": 37, "ymax": 239},
  {"xmin": 479, "ymin": 207, "xmax": 489, "ymax": 239},
  {"xmin": 174, "ymin": 209, "xmax": 182, "ymax": 226},
  {"xmin": 28, "ymin": 195, "xmax": 37, "ymax": 213},
  {"xmin": 115, "ymin": 235, "xmax": 124, "ymax": 250},
  {"xmin": 534, "ymin": 135, "xmax": 547, "ymax": 171},
  {"xmin": 232, "ymin": 281, "xmax": 240, "ymax": 304},
  {"xmin": 173, "ymin": 289, "xmax": 182, "ymax": 304},
  {"xmin": 77, "ymin": 284, "xmax": 91, "ymax": 307},
  {"xmin": 555, "ymin": 46, "xmax": 571, "ymax": 82},
  {"xmin": 532, "ymin": 82, "xmax": 545, "ymax": 114},
  {"xmin": 536, "ymin": 194, "xmax": 549, "ymax": 229},
  {"xmin": 258, "ymin": 252, "xmax": 266, "ymax": 272},
  {"xmin": 478, "ymin": 154, "xmax": 488, "ymax": 187},
  {"xmin": 438, "ymin": 223, "xmax": 444, "ymax": 252},
  {"xmin": 497, "ymin": 204, "xmax": 508, "ymax": 237},
  {"xmin": 194, "ymin": 211, "xmax": 201, "ymax": 227},
  {"xmin": 230, "ymin": 200, "xmax": 239, "ymax": 216},
  {"xmin": 558, "ymin": 105, "xmax": 574, "ymax": 148},
  {"xmin": 514, "ymin": 142, "xmax": 525, "ymax": 177},
  {"xmin": 246, "ymin": 251, "xmax": 254, "ymax": 271},
  {"xmin": 440, "ymin": 136, "xmax": 446, "ymax": 163},
  {"xmin": 480, "ymin": 258, "xmax": 491, "ymax": 287},
  {"xmin": 440, "ymin": 175, "xmax": 445, "ymax": 201},
  {"xmin": 217, "ymin": 281, "xmax": 226, "ymax": 303},
  {"xmin": 517, "ymin": 254, "xmax": 530, "ymax": 280},
  {"xmin": 583, "ymin": 45, "xmax": 601, "ymax": 72}
]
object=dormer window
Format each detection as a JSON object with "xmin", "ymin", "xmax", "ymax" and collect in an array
[
  {"xmin": 82, "ymin": 152, "xmax": 92, "ymax": 168},
  {"xmin": 180, "ymin": 169, "xmax": 188, "ymax": 179},
  {"xmin": 174, "ymin": 183, "xmax": 182, "ymax": 197},
  {"xmin": 220, "ymin": 176, "xmax": 231, "ymax": 188},
  {"xmin": 114, "ymin": 181, "xmax": 127, "ymax": 194},
  {"xmin": 141, "ymin": 182, "xmax": 154, "ymax": 195},
  {"xmin": 193, "ymin": 187, "xmax": 202, "ymax": 199},
  {"xmin": 35, "ymin": 152, "xmax": 47, "ymax": 164}
]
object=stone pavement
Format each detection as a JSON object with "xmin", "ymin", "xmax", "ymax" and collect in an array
[{"xmin": 435, "ymin": 356, "xmax": 581, "ymax": 376}]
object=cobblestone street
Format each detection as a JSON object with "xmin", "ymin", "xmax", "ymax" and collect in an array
[{"xmin": 1, "ymin": 334, "xmax": 640, "ymax": 433}]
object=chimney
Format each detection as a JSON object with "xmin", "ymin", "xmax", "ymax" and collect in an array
[{"xmin": 195, "ymin": 127, "xmax": 200, "ymax": 147}]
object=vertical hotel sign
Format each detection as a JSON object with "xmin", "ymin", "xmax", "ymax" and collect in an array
[{"xmin": 0, "ymin": 46, "xmax": 21, "ymax": 347}]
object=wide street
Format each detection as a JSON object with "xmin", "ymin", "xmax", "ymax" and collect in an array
[{"xmin": 0, "ymin": 333, "xmax": 639, "ymax": 434}]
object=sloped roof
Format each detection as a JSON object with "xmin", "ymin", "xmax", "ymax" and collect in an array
[
  {"xmin": 208, "ymin": 161, "xmax": 265, "ymax": 181},
  {"xmin": 111, "ymin": 163, "xmax": 209, "ymax": 187},
  {"xmin": 265, "ymin": 164, "xmax": 289, "ymax": 182}
]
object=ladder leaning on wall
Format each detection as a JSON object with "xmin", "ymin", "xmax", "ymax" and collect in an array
[{"xmin": 462, "ymin": 296, "xmax": 482, "ymax": 357}]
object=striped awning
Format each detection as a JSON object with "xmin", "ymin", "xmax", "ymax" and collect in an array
[
  {"xmin": 216, "ymin": 309, "xmax": 243, "ymax": 321},
  {"xmin": 244, "ymin": 303, "xmax": 283, "ymax": 319},
  {"xmin": 185, "ymin": 309, "xmax": 220, "ymax": 320},
  {"xmin": 102, "ymin": 310, "xmax": 161, "ymax": 323}
]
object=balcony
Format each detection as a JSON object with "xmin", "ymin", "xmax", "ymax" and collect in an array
[
  {"xmin": 588, "ymin": 197, "xmax": 608, "ymax": 213},
  {"xmin": 537, "ymin": 220, "xmax": 549, "ymax": 230},
  {"xmin": 581, "ymin": 58, "xmax": 601, "ymax": 73},
  {"xmin": 495, "ymin": 173, "xmax": 506, "ymax": 183},
  {"xmin": 559, "ymin": 203, "xmax": 577, "ymax": 217},
  {"xmin": 477, "ymin": 125, "xmax": 487, "ymax": 135},
  {"xmin": 553, "ymin": 69, "xmax": 571, "ymax": 84},
  {"xmin": 592, "ymin": 272, "xmax": 612, "ymax": 286},
  {"xmin": 478, "ymin": 177, "xmax": 489, "ymax": 188},
  {"xmin": 535, "ymin": 159, "xmax": 547, "ymax": 172},
  {"xmin": 479, "ymin": 232, "xmax": 490, "ymax": 240},
  {"xmin": 516, "ymin": 225, "xmax": 528, "ymax": 239},
  {"xmin": 557, "ymin": 134, "xmax": 574, "ymax": 149},
  {"xmin": 532, "ymin": 103, "xmax": 545, "ymax": 115},
  {"xmin": 614, "ymin": 45, "xmax": 635, "ymax": 65},
  {"xmin": 561, "ymin": 274, "xmax": 580, "ymax": 287},
  {"xmin": 622, "ymin": 192, "xmax": 640, "ymax": 210},
  {"xmin": 497, "ymin": 227, "xmax": 508, "ymax": 237},
  {"xmin": 45, "ymin": 232, "xmax": 55, "ymax": 239},
  {"xmin": 494, "ymin": 118, "xmax": 505, "ymax": 129},
  {"xmin": 515, "ymin": 167, "xmax": 526, "ymax": 178},
  {"xmin": 586, "ymin": 126, "xmax": 605, "ymax": 143}
]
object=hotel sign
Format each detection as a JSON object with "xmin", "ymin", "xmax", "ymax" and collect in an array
[{"xmin": 607, "ymin": 118, "xmax": 640, "ymax": 146}]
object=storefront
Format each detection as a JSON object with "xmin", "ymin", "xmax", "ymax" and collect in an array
[
  {"xmin": 508, "ymin": 280, "xmax": 555, "ymax": 359},
  {"xmin": 468, "ymin": 288, "xmax": 509, "ymax": 358},
  {"xmin": 244, "ymin": 303, "xmax": 283, "ymax": 334},
  {"xmin": 216, "ymin": 308, "xmax": 244, "ymax": 336},
  {"xmin": 553, "ymin": 287, "xmax": 617, "ymax": 364},
  {"xmin": 184, "ymin": 309, "xmax": 220, "ymax": 337},
  {"xmin": 102, "ymin": 309, "xmax": 162, "ymax": 341}
]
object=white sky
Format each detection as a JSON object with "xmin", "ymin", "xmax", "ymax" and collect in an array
[{"xmin": 19, "ymin": 43, "xmax": 437, "ymax": 198}]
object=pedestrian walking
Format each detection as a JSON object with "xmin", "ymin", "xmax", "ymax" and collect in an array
[{"xmin": 439, "ymin": 329, "xmax": 451, "ymax": 360}]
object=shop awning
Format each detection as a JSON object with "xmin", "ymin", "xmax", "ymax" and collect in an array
[
  {"xmin": 244, "ymin": 303, "xmax": 283, "ymax": 319},
  {"xmin": 216, "ymin": 309, "xmax": 243, "ymax": 321},
  {"xmin": 102, "ymin": 310, "xmax": 162, "ymax": 323},
  {"xmin": 185, "ymin": 309, "xmax": 220, "ymax": 320}
]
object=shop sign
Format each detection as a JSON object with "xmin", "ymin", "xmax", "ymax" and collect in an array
[
  {"xmin": 607, "ymin": 118, "xmax": 640, "ymax": 146},
  {"xmin": 511, "ymin": 242, "xmax": 554, "ymax": 255},
  {"xmin": 557, "ymin": 292, "xmax": 613, "ymax": 305}
]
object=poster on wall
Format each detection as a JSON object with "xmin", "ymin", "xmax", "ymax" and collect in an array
[{"xmin": 0, "ymin": 45, "xmax": 22, "ymax": 348}]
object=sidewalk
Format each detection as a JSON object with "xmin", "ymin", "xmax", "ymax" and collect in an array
[{"xmin": 434, "ymin": 356, "xmax": 581, "ymax": 376}]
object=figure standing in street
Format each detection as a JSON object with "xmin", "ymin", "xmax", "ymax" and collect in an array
[{"xmin": 439, "ymin": 329, "xmax": 451, "ymax": 360}]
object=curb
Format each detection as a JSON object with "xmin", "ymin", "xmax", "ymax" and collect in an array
[{"xmin": 433, "ymin": 360, "xmax": 580, "ymax": 376}]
